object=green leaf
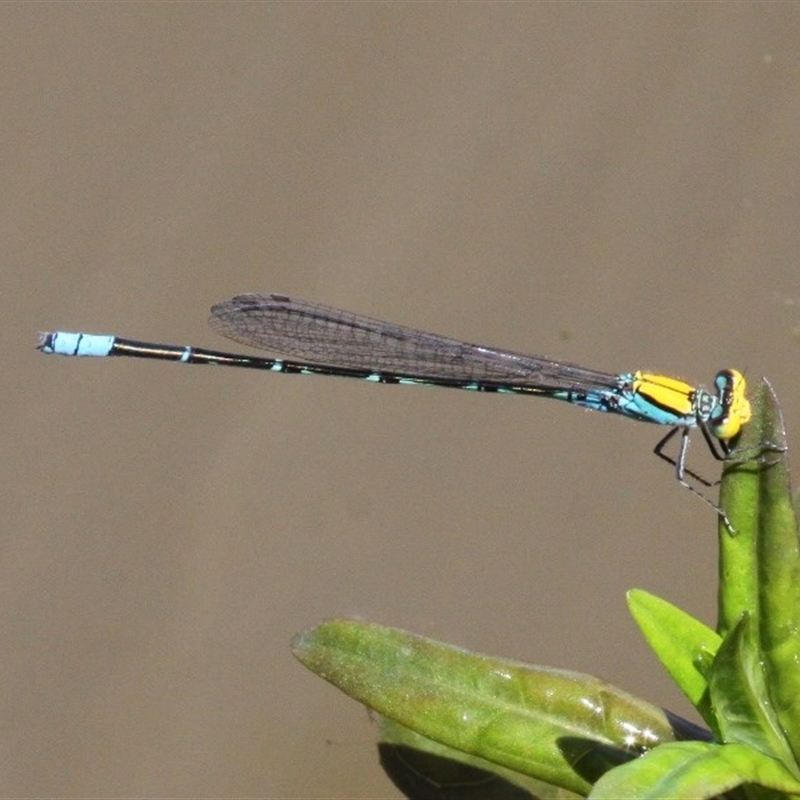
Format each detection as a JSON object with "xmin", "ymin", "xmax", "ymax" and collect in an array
[
  {"xmin": 627, "ymin": 589, "xmax": 720, "ymax": 726},
  {"xmin": 717, "ymin": 378, "xmax": 800, "ymax": 759},
  {"xmin": 378, "ymin": 717, "xmax": 581, "ymax": 800},
  {"xmin": 589, "ymin": 741, "xmax": 800, "ymax": 800},
  {"xmin": 292, "ymin": 619, "xmax": 691, "ymax": 796},
  {"xmin": 717, "ymin": 379, "xmax": 783, "ymax": 630},
  {"xmin": 708, "ymin": 613, "xmax": 797, "ymax": 774}
]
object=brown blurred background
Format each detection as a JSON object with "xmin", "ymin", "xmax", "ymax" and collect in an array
[{"xmin": 5, "ymin": 3, "xmax": 800, "ymax": 797}]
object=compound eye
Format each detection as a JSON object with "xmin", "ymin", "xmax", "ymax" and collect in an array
[{"xmin": 715, "ymin": 369, "xmax": 736, "ymax": 398}]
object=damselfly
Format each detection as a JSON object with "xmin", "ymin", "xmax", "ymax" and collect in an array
[{"xmin": 39, "ymin": 293, "xmax": 754, "ymax": 525}]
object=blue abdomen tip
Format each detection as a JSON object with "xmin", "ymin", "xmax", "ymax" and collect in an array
[{"xmin": 39, "ymin": 332, "xmax": 115, "ymax": 357}]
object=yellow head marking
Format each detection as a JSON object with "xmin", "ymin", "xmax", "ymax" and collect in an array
[{"xmin": 712, "ymin": 369, "xmax": 751, "ymax": 441}]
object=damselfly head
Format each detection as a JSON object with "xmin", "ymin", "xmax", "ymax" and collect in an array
[{"xmin": 712, "ymin": 369, "xmax": 751, "ymax": 441}]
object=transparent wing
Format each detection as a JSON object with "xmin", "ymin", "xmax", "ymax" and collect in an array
[{"xmin": 209, "ymin": 293, "xmax": 622, "ymax": 391}]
